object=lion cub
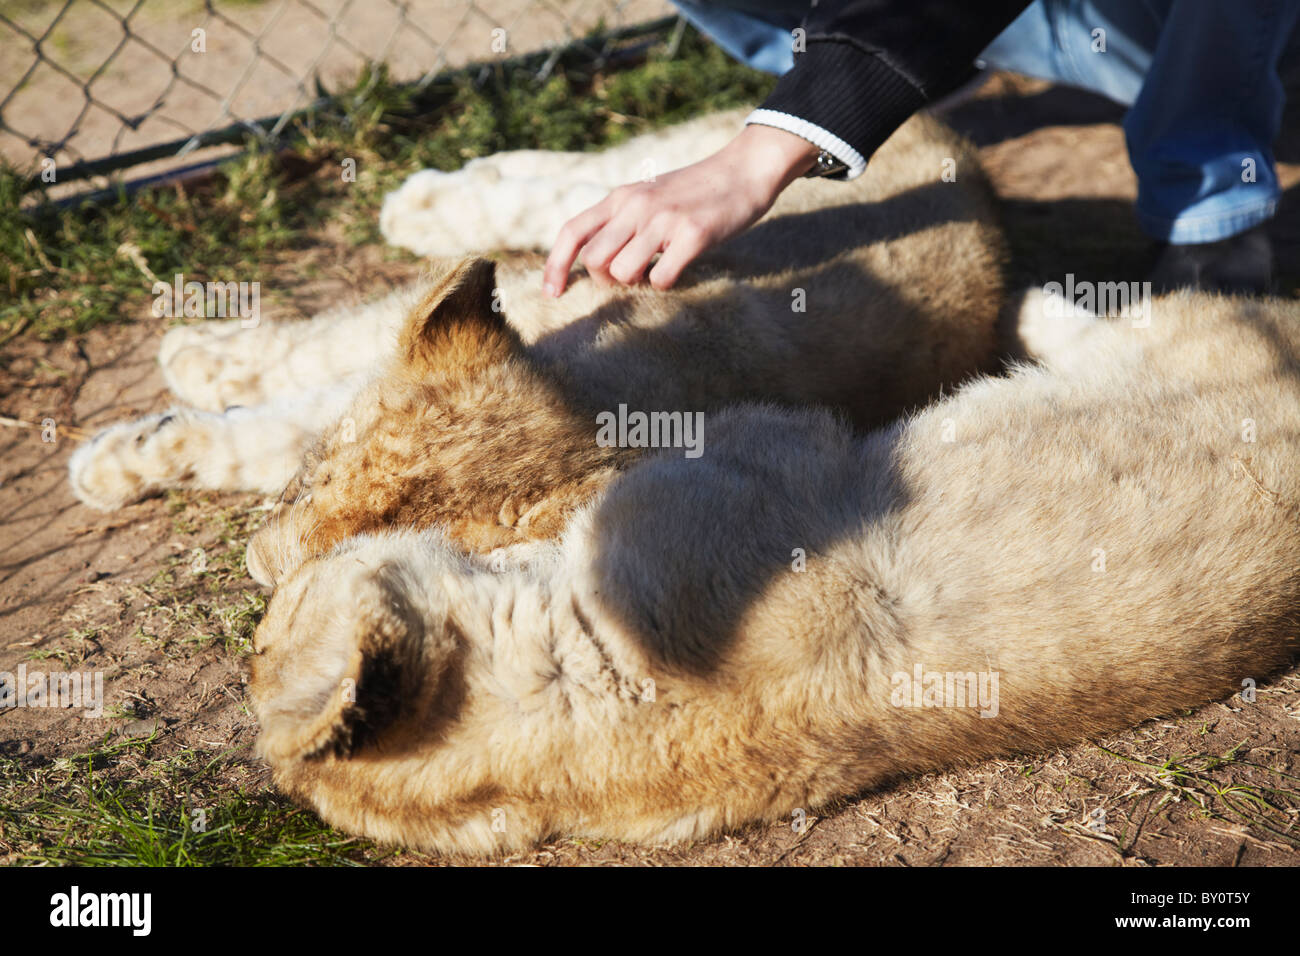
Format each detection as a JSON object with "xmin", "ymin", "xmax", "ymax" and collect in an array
[{"xmin": 250, "ymin": 290, "xmax": 1300, "ymax": 855}]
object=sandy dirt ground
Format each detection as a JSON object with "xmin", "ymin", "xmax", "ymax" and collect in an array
[{"xmin": 2, "ymin": 74, "xmax": 1299, "ymax": 866}]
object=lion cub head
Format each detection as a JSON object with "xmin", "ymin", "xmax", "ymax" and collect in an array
[{"xmin": 246, "ymin": 257, "xmax": 625, "ymax": 588}]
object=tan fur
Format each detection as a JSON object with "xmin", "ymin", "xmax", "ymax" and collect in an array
[
  {"xmin": 246, "ymin": 113, "xmax": 1007, "ymax": 585},
  {"xmin": 250, "ymin": 290, "xmax": 1300, "ymax": 855},
  {"xmin": 70, "ymin": 113, "xmax": 1002, "ymax": 524}
]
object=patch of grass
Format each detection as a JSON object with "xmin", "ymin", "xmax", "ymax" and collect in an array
[
  {"xmin": 1, "ymin": 146, "xmax": 292, "ymax": 342},
  {"xmin": 133, "ymin": 550, "xmax": 266, "ymax": 655},
  {"xmin": 126, "ymin": 495, "xmax": 271, "ymax": 654},
  {"xmin": 1, "ymin": 27, "xmax": 769, "ymax": 344},
  {"xmin": 23, "ymin": 626, "xmax": 101, "ymax": 667},
  {"xmin": 1100, "ymin": 742, "xmax": 1300, "ymax": 848},
  {"xmin": 0, "ymin": 743, "xmax": 391, "ymax": 866}
]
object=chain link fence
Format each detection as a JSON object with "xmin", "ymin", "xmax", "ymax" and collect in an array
[{"xmin": 0, "ymin": 0, "xmax": 675, "ymax": 187}]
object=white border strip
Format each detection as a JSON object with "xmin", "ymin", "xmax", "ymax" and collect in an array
[{"xmin": 744, "ymin": 108, "xmax": 868, "ymax": 180}]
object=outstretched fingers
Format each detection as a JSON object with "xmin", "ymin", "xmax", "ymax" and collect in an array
[{"xmin": 544, "ymin": 201, "xmax": 609, "ymax": 296}]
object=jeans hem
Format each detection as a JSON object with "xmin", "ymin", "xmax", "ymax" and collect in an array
[{"xmin": 1136, "ymin": 198, "xmax": 1279, "ymax": 244}]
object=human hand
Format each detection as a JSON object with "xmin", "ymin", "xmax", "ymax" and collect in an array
[{"xmin": 542, "ymin": 124, "xmax": 819, "ymax": 295}]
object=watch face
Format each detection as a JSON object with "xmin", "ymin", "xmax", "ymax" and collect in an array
[{"xmin": 807, "ymin": 151, "xmax": 847, "ymax": 178}]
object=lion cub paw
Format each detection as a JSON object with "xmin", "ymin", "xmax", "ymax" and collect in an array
[
  {"xmin": 160, "ymin": 337, "xmax": 268, "ymax": 412},
  {"xmin": 1013, "ymin": 287, "xmax": 1101, "ymax": 365},
  {"xmin": 68, "ymin": 412, "xmax": 206, "ymax": 510},
  {"xmin": 379, "ymin": 166, "xmax": 505, "ymax": 257}
]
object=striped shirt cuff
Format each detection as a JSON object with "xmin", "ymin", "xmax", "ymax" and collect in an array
[{"xmin": 744, "ymin": 108, "xmax": 869, "ymax": 181}]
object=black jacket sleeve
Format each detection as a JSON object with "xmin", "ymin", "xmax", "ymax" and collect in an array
[{"xmin": 757, "ymin": 0, "xmax": 1033, "ymax": 164}]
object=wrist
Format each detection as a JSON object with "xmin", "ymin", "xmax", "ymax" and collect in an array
[{"xmin": 728, "ymin": 124, "xmax": 820, "ymax": 200}]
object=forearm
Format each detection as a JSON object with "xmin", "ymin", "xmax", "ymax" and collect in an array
[{"xmin": 755, "ymin": 0, "xmax": 1034, "ymax": 177}]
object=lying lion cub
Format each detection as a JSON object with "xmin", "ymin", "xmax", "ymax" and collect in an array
[
  {"xmin": 250, "ymin": 288, "xmax": 1300, "ymax": 855},
  {"xmin": 68, "ymin": 111, "xmax": 1005, "ymax": 589}
]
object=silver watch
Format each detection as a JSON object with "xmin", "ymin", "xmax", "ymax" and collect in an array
[{"xmin": 804, "ymin": 149, "xmax": 848, "ymax": 179}]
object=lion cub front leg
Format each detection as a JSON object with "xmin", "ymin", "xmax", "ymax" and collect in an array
[
  {"xmin": 159, "ymin": 284, "xmax": 421, "ymax": 411},
  {"xmin": 158, "ymin": 319, "xmax": 282, "ymax": 411},
  {"xmin": 69, "ymin": 383, "xmax": 359, "ymax": 510},
  {"xmin": 1010, "ymin": 286, "xmax": 1102, "ymax": 367}
]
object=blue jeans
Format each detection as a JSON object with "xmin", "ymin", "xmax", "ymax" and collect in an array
[{"xmin": 673, "ymin": 0, "xmax": 1300, "ymax": 243}]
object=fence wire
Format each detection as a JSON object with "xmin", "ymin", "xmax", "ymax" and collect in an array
[{"xmin": 0, "ymin": 0, "xmax": 674, "ymax": 185}]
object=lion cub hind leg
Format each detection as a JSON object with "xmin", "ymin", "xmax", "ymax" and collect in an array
[
  {"xmin": 381, "ymin": 170, "xmax": 611, "ymax": 257},
  {"xmin": 380, "ymin": 110, "xmax": 746, "ymax": 257}
]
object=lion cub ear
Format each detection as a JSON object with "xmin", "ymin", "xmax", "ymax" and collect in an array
[
  {"xmin": 252, "ymin": 568, "xmax": 423, "ymax": 765},
  {"xmin": 399, "ymin": 256, "xmax": 520, "ymax": 376}
]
